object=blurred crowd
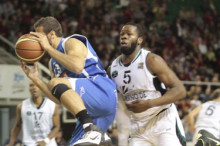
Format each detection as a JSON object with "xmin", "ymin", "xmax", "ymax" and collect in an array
[{"xmin": 0, "ymin": 0, "xmax": 220, "ymax": 143}]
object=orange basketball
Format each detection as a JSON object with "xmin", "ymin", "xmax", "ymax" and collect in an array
[{"xmin": 15, "ymin": 34, "xmax": 45, "ymax": 63}]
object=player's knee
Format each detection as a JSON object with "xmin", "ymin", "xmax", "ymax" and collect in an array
[
  {"xmin": 51, "ymin": 83, "xmax": 71, "ymax": 101},
  {"xmin": 48, "ymin": 78, "xmax": 70, "ymax": 90},
  {"xmin": 48, "ymin": 78, "xmax": 62, "ymax": 89},
  {"xmin": 49, "ymin": 78, "xmax": 71, "ymax": 101}
]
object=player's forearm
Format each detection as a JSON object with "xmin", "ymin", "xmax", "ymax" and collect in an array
[
  {"xmin": 9, "ymin": 127, "xmax": 20, "ymax": 146},
  {"xmin": 188, "ymin": 119, "xmax": 195, "ymax": 133},
  {"xmin": 33, "ymin": 79, "xmax": 60, "ymax": 104},
  {"xmin": 47, "ymin": 47, "xmax": 84, "ymax": 74},
  {"xmin": 47, "ymin": 125, "xmax": 60, "ymax": 140},
  {"xmin": 150, "ymin": 85, "xmax": 186, "ymax": 107}
]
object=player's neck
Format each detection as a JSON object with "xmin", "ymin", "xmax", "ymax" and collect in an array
[
  {"xmin": 52, "ymin": 37, "xmax": 62, "ymax": 49},
  {"xmin": 32, "ymin": 96, "xmax": 44, "ymax": 106},
  {"xmin": 121, "ymin": 48, "xmax": 141, "ymax": 65}
]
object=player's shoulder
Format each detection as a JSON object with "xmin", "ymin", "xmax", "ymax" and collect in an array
[
  {"xmin": 22, "ymin": 98, "xmax": 31, "ymax": 105},
  {"xmin": 45, "ymin": 97, "xmax": 55, "ymax": 104},
  {"xmin": 44, "ymin": 98, "xmax": 56, "ymax": 107},
  {"xmin": 64, "ymin": 34, "xmax": 87, "ymax": 44},
  {"xmin": 146, "ymin": 52, "xmax": 165, "ymax": 66},
  {"xmin": 204, "ymin": 100, "xmax": 220, "ymax": 106},
  {"xmin": 17, "ymin": 103, "xmax": 22, "ymax": 110},
  {"xmin": 111, "ymin": 55, "xmax": 122, "ymax": 66}
]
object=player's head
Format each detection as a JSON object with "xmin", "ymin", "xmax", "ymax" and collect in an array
[
  {"xmin": 210, "ymin": 88, "xmax": 220, "ymax": 101},
  {"xmin": 120, "ymin": 22, "xmax": 143, "ymax": 55},
  {"xmin": 34, "ymin": 16, "xmax": 62, "ymax": 44},
  {"xmin": 29, "ymin": 82, "xmax": 42, "ymax": 100}
]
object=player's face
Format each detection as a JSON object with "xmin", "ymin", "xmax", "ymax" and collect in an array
[
  {"xmin": 120, "ymin": 25, "xmax": 139, "ymax": 55},
  {"xmin": 29, "ymin": 82, "xmax": 41, "ymax": 98}
]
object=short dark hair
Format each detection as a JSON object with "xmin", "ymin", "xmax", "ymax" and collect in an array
[
  {"xmin": 210, "ymin": 88, "xmax": 220, "ymax": 100},
  {"xmin": 125, "ymin": 22, "xmax": 144, "ymax": 37},
  {"xmin": 34, "ymin": 16, "xmax": 62, "ymax": 37}
]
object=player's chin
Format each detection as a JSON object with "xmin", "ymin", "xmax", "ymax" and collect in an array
[
  {"xmin": 120, "ymin": 45, "xmax": 129, "ymax": 49},
  {"xmin": 120, "ymin": 47, "xmax": 129, "ymax": 53},
  {"xmin": 32, "ymin": 95, "xmax": 38, "ymax": 99}
]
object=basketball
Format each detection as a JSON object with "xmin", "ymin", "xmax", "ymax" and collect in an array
[{"xmin": 15, "ymin": 34, "xmax": 45, "ymax": 63}]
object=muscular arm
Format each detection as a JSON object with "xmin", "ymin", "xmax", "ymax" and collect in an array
[
  {"xmin": 21, "ymin": 62, "xmax": 60, "ymax": 104},
  {"xmin": 46, "ymin": 38, "xmax": 87, "ymax": 74},
  {"xmin": 36, "ymin": 105, "xmax": 60, "ymax": 145},
  {"xmin": 126, "ymin": 53, "xmax": 186, "ymax": 113},
  {"xmin": 147, "ymin": 53, "xmax": 186, "ymax": 107},
  {"xmin": 186, "ymin": 105, "xmax": 202, "ymax": 133},
  {"xmin": 8, "ymin": 104, "xmax": 22, "ymax": 146},
  {"xmin": 32, "ymin": 39, "xmax": 87, "ymax": 104},
  {"xmin": 47, "ymin": 105, "xmax": 60, "ymax": 139},
  {"xmin": 33, "ymin": 75, "xmax": 60, "ymax": 105}
]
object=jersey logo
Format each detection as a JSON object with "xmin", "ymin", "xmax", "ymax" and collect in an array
[
  {"xmin": 122, "ymin": 86, "xmax": 128, "ymax": 94},
  {"xmin": 80, "ymin": 86, "xmax": 85, "ymax": 96},
  {"xmin": 53, "ymin": 63, "xmax": 62, "ymax": 77},
  {"xmin": 26, "ymin": 111, "xmax": 32, "ymax": 116},
  {"xmin": 138, "ymin": 62, "xmax": 144, "ymax": 69},
  {"xmin": 111, "ymin": 71, "xmax": 118, "ymax": 78}
]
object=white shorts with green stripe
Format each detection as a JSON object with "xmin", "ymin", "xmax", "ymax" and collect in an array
[{"xmin": 129, "ymin": 104, "xmax": 186, "ymax": 146}]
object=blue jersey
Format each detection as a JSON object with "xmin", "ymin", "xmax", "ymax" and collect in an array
[
  {"xmin": 51, "ymin": 34, "xmax": 107, "ymax": 78},
  {"xmin": 50, "ymin": 34, "xmax": 117, "ymax": 144}
]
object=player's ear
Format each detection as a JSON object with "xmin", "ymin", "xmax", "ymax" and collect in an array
[
  {"xmin": 48, "ymin": 30, "xmax": 56, "ymax": 37},
  {"xmin": 137, "ymin": 37, "xmax": 143, "ymax": 45}
]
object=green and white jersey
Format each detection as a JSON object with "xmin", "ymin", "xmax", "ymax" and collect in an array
[
  {"xmin": 195, "ymin": 101, "xmax": 220, "ymax": 138},
  {"xmin": 21, "ymin": 98, "xmax": 57, "ymax": 146},
  {"xmin": 110, "ymin": 49, "xmax": 171, "ymax": 120}
]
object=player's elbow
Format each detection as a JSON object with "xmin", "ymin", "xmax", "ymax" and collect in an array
[
  {"xmin": 70, "ymin": 64, "xmax": 84, "ymax": 74},
  {"xmin": 55, "ymin": 125, "xmax": 60, "ymax": 133},
  {"xmin": 70, "ymin": 66, "xmax": 83, "ymax": 74},
  {"xmin": 178, "ymin": 85, "xmax": 186, "ymax": 99}
]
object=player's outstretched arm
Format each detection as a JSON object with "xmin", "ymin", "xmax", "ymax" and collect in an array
[
  {"xmin": 126, "ymin": 53, "xmax": 186, "ymax": 113},
  {"xmin": 20, "ymin": 61, "xmax": 60, "ymax": 104},
  {"xmin": 31, "ymin": 31, "xmax": 87, "ymax": 74},
  {"xmin": 8, "ymin": 104, "xmax": 22, "ymax": 146},
  {"xmin": 186, "ymin": 105, "xmax": 202, "ymax": 133},
  {"xmin": 48, "ymin": 105, "xmax": 60, "ymax": 139},
  {"xmin": 146, "ymin": 53, "xmax": 186, "ymax": 107}
]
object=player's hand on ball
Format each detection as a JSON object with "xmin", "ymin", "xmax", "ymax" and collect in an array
[
  {"xmin": 30, "ymin": 32, "xmax": 52, "ymax": 51},
  {"xmin": 20, "ymin": 61, "xmax": 39, "ymax": 81},
  {"xmin": 126, "ymin": 100, "xmax": 152, "ymax": 113}
]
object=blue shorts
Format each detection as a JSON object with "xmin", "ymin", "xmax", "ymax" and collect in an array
[{"xmin": 68, "ymin": 75, "xmax": 117, "ymax": 144}]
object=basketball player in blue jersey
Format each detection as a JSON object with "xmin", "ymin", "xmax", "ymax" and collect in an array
[
  {"xmin": 20, "ymin": 16, "xmax": 117, "ymax": 146},
  {"xmin": 109, "ymin": 23, "xmax": 186, "ymax": 146}
]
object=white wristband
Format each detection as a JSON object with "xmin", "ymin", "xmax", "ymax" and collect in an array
[{"xmin": 43, "ymin": 137, "xmax": 50, "ymax": 144}]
